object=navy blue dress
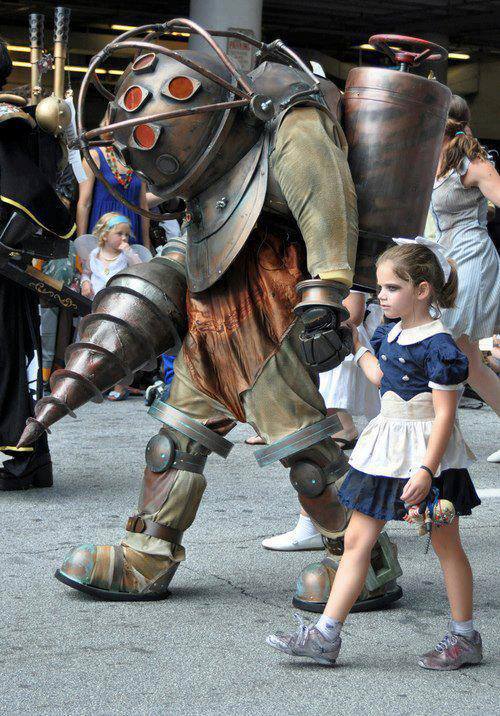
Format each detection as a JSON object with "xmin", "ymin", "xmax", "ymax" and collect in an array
[
  {"xmin": 338, "ymin": 320, "xmax": 481, "ymax": 521},
  {"xmin": 88, "ymin": 148, "xmax": 143, "ymax": 245}
]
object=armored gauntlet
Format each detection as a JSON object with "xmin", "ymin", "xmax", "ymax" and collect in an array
[{"xmin": 294, "ymin": 279, "xmax": 353, "ymax": 372}]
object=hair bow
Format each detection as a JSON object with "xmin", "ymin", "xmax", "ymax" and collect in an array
[{"xmin": 393, "ymin": 236, "xmax": 451, "ymax": 282}]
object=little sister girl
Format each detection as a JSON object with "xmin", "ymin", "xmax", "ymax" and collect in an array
[
  {"xmin": 80, "ymin": 212, "xmax": 141, "ymax": 299},
  {"xmin": 267, "ymin": 237, "xmax": 482, "ymax": 670}
]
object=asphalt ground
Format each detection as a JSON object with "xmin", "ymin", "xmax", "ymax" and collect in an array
[{"xmin": 1, "ymin": 397, "xmax": 499, "ymax": 716}]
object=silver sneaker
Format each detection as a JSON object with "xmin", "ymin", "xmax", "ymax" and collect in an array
[
  {"xmin": 418, "ymin": 629, "xmax": 483, "ymax": 670},
  {"xmin": 266, "ymin": 614, "xmax": 341, "ymax": 666}
]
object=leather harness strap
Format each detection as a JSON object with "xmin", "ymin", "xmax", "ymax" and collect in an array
[
  {"xmin": 125, "ymin": 515, "xmax": 182, "ymax": 545},
  {"xmin": 110, "ymin": 544, "xmax": 125, "ymax": 592}
]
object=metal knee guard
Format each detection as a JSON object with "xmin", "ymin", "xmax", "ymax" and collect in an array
[
  {"xmin": 254, "ymin": 414, "xmax": 350, "ymax": 537},
  {"xmin": 292, "ymin": 462, "xmax": 350, "ymax": 537},
  {"xmin": 145, "ymin": 433, "xmax": 207, "ymax": 473},
  {"xmin": 148, "ymin": 397, "xmax": 234, "ymax": 457}
]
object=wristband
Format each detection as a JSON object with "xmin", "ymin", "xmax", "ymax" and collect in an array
[
  {"xmin": 353, "ymin": 346, "xmax": 369, "ymax": 364},
  {"xmin": 419, "ymin": 464, "xmax": 434, "ymax": 480}
]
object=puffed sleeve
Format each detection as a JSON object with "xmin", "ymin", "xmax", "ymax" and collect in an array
[
  {"xmin": 425, "ymin": 335, "xmax": 469, "ymax": 390},
  {"xmin": 370, "ymin": 323, "xmax": 392, "ymax": 358}
]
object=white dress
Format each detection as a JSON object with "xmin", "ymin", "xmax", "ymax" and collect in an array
[
  {"xmin": 84, "ymin": 247, "xmax": 130, "ymax": 295},
  {"xmin": 319, "ymin": 294, "xmax": 382, "ymax": 418}
]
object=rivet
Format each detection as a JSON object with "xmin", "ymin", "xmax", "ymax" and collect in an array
[{"xmin": 215, "ymin": 197, "xmax": 228, "ymax": 210}]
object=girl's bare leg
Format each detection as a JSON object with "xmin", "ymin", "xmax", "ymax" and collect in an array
[
  {"xmin": 431, "ymin": 517, "xmax": 473, "ymax": 621},
  {"xmin": 324, "ymin": 510, "xmax": 385, "ymax": 622},
  {"xmin": 456, "ymin": 335, "xmax": 500, "ymax": 416}
]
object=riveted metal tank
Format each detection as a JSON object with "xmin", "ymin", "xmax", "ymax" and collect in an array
[{"xmin": 344, "ymin": 64, "xmax": 451, "ymax": 285}]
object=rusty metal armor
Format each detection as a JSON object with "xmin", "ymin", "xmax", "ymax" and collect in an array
[{"xmin": 18, "ymin": 24, "xmax": 449, "ymax": 610}]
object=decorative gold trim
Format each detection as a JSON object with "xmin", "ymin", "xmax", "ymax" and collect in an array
[
  {"xmin": 27, "ymin": 280, "xmax": 77, "ymax": 309},
  {"xmin": 26, "ymin": 266, "xmax": 63, "ymax": 291},
  {"xmin": 0, "ymin": 445, "xmax": 34, "ymax": 452},
  {"xmin": 0, "ymin": 196, "xmax": 76, "ymax": 239}
]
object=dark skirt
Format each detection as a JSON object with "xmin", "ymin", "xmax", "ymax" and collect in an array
[{"xmin": 338, "ymin": 467, "xmax": 481, "ymax": 522}]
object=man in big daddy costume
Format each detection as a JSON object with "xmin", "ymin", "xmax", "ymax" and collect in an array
[
  {"xmin": 0, "ymin": 38, "xmax": 75, "ymax": 490},
  {"xmin": 19, "ymin": 21, "xmax": 404, "ymax": 601}
]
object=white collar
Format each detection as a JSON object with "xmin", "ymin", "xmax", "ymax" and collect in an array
[{"xmin": 387, "ymin": 319, "xmax": 451, "ymax": 345}]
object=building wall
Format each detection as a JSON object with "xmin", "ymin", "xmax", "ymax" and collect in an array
[{"xmin": 449, "ymin": 59, "xmax": 500, "ymax": 140}]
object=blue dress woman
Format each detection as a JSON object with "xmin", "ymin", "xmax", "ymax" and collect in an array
[{"xmin": 76, "ymin": 146, "xmax": 150, "ymax": 248}]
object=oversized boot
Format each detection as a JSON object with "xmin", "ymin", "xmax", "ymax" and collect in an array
[
  {"xmin": 253, "ymin": 417, "xmax": 403, "ymax": 612},
  {"xmin": 293, "ymin": 532, "xmax": 403, "ymax": 613},
  {"xmin": 55, "ymin": 404, "xmax": 235, "ymax": 600}
]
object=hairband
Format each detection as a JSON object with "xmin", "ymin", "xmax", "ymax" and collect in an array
[
  {"xmin": 392, "ymin": 236, "xmax": 451, "ymax": 282},
  {"xmin": 455, "ymin": 131, "xmax": 465, "ymax": 136},
  {"xmin": 106, "ymin": 214, "xmax": 131, "ymax": 229}
]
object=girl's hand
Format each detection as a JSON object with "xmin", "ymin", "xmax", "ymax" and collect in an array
[
  {"xmin": 118, "ymin": 241, "xmax": 132, "ymax": 253},
  {"xmin": 81, "ymin": 280, "xmax": 94, "ymax": 299},
  {"xmin": 400, "ymin": 469, "xmax": 432, "ymax": 506}
]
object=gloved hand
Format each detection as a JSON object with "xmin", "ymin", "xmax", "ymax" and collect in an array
[{"xmin": 299, "ymin": 306, "xmax": 354, "ymax": 372}]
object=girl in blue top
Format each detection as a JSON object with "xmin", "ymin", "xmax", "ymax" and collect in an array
[{"xmin": 267, "ymin": 238, "xmax": 482, "ymax": 670}]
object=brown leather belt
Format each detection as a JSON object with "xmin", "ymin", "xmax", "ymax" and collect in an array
[{"xmin": 125, "ymin": 515, "xmax": 182, "ymax": 545}]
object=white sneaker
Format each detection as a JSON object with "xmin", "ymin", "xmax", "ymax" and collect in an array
[
  {"xmin": 487, "ymin": 449, "xmax": 500, "ymax": 463},
  {"xmin": 262, "ymin": 530, "xmax": 324, "ymax": 551}
]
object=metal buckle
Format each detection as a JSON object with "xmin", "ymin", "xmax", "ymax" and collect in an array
[{"xmin": 126, "ymin": 515, "xmax": 146, "ymax": 533}]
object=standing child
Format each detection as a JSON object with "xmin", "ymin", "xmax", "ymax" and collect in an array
[
  {"xmin": 267, "ymin": 237, "xmax": 482, "ymax": 670},
  {"xmin": 80, "ymin": 212, "xmax": 141, "ymax": 299},
  {"xmin": 80, "ymin": 212, "xmax": 142, "ymax": 401}
]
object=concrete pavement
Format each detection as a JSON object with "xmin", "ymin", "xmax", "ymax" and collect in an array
[{"xmin": 1, "ymin": 398, "xmax": 499, "ymax": 715}]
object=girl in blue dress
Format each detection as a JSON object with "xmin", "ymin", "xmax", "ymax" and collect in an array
[{"xmin": 267, "ymin": 237, "xmax": 482, "ymax": 670}]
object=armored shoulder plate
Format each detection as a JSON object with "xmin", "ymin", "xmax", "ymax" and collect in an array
[
  {"xmin": 184, "ymin": 61, "xmax": 343, "ymax": 293},
  {"xmin": 185, "ymin": 133, "xmax": 268, "ymax": 292}
]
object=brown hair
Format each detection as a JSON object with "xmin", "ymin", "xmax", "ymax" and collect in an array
[
  {"xmin": 376, "ymin": 244, "xmax": 458, "ymax": 309},
  {"xmin": 437, "ymin": 94, "xmax": 489, "ymax": 179}
]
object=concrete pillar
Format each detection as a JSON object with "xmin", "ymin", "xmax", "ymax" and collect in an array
[{"xmin": 189, "ymin": 0, "xmax": 263, "ymax": 72}]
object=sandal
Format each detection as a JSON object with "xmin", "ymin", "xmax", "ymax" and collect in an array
[
  {"xmin": 332, "ymin": 436, "xmax": 358, "ymax": 451},
  {"xmin": 107, "ymin": 387, "xmax": 130, "ymax": 401}
]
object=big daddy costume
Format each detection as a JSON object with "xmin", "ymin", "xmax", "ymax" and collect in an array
[{"xmin": 19, "ymin": 23, "xmax": 453, "ymax": 603}]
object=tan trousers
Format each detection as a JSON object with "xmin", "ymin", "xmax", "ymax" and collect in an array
[{"xmin": 123, "ymin": 323, "xmax": 345, "ymax": 561}]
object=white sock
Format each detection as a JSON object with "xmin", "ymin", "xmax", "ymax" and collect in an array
[
  {"xmin": 451, "ymin": 618, "xmax": 475, "ymax": 638},
  {"xmin": 315, "ymin": 615, "xmax": 343, "ymax": 640},
  {"xmin": 294, "ymin": 514, "xmax": 319, "ymax": 540}
]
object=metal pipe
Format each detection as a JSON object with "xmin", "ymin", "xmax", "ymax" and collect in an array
[
  {"xmin": 53, "ymin": 6, "xmax": 71, "ymax": 98},
  {"xmin": 164, "ymin": 18, "xmax": 254, "ymax": 95},
  {"xmin": 83, "ymin": 98, "xmax": 249, "ymax": 141},
  {"xmin": 99, "ymin": 40, "xmax": 250, "ymax": 99},
  {"xmin": 29, "ymin": 13, "xmax": 44, "ymax": 105}
]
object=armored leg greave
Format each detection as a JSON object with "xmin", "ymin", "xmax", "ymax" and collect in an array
[
  {"xmin": 254, "ymin": 410, "xmax": 403, "ymax": 614},
  {"xmin": 254, "ymin": 413, "xmax": 350, "ymax": 539},
  {"xmin": 56, "ymin": 372, "xmax": 236, "ymax": 600},
  {"xmin": 124, "ymin": 402, "xmax": 234, "ymax": 562}
]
